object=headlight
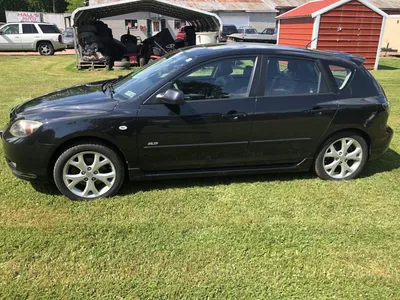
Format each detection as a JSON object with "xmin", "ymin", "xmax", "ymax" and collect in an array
[{"xmin": 9, "ymin": 120, "xmax": 43, "ymax": 137}]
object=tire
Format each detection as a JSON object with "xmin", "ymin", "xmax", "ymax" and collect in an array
[
  {"xmin": 53, "ymin": 144, "xmax": 125, "ymax": 200},
  {"xmin": 78, "ymin": 25, "xmax": 97, "ymax": 33},
  {"xmin": 38, "ymin": 42, "xmax": 54, "ymax": 56},
  {"xmin": 78, "ymin": 31, "xmax": 96, "ymax": 40},
  {"xmin": 314, "ymin": 132, "xmax": 368, "ymax": 180},
  {"xmin": 113, "ymin": 66, "xmax": 129, "ymax": 70},
  {"xmin": 114, "ymin": 61, "xmax": 130, "ymax": 68},
  {"xmin": 139, "ymin": 57, "xmax": 146, "ymax": 67}
]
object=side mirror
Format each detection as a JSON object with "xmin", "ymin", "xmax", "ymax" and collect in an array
[
  {"xmin": 157, "ymin": 89, "xmax": 185, "ymax": 105},
  {"xmin": 0, "ymin": 31, "xmax": 3, "ymax": 35}
]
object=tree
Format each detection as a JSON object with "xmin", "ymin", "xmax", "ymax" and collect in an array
[
  {"xmin": 26, "ymin": 0, "xmax": 67, "ymax": 13},
  {"xmin": 66, "ymin": 0, "xmax": 86, "ymax": 13},
  {"xmin": 0, "ymin": 0, "xmax": 67, "ymax": 22},
  {"xmin": 0, "ymin": 0, "xmax": 29, "ymax": 22}
]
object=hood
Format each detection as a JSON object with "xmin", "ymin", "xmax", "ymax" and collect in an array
[{"xmin": 14, "ymin": 80, "xmax": 118, "ymax": 118}]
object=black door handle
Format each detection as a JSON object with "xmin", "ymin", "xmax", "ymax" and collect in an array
[
  {"xmin": 305, "ymin": 106, "xmax": 333, "ymax": 115},
  {"xmin": 222, "ymin": 111, "xmax": 247, "ymax": 121}
]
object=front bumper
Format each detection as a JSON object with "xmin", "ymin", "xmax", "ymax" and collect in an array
[
  {"xmin": 2, "ymin": 128, "xmax": 56, "ymax": 182},
  {"xmin": 370, "ymin": 126, "xmax": 394, "ymax": 160}
]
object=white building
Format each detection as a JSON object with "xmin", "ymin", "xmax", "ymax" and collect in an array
[{"xmin": 89, "ymin": 0, "xmax": 277, "ymax": 40}]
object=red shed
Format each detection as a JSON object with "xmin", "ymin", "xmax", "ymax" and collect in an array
[{"xmin": 277, "ymin": 0, "xmax": 389, "ymax": 69}]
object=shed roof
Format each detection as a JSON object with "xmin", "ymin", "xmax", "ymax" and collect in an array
[
  {"xmin": 277, "ymin": 0, "xmax": 388, "ymax": 19},
  {"xmin": 275, "ymin": 0, "xmax": 400, "ymax": 10},
  {"xmin": 73, "ymin": 0, "xmax": 222, "ymax": 31},
  {"xmin": 90, "ymin": 0, "xmax": 277, "ymax": 12},
  {"xmin": 168, "ymin": 0, "xmax": 277, "ymax": 12}
]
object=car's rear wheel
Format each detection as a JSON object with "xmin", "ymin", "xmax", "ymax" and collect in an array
[
  {"xmin": 53, "ymin": 144, "xmax": 124, "ymax": 200},
  {"xmin": 315, "ymin": 132, "xmax": 368, "ymax": 180},
  {"xmin": 38, "ymin": 42, "xmax": 54, "ymax": 56}
]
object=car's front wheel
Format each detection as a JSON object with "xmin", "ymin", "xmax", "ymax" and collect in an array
[
  {"xmin": 53, "ymin": 144, "xmax": 125, "ymax": 200},
  {"xmin": 314, "ymin": 132, "xmax": 368, "ymax": 180}
]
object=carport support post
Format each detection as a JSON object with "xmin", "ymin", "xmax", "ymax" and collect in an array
[
  {"xmin": 74, "ymin": 26, "xmax": 79, "ymax": 69},
  {"xmin": 374, "ymin": 16, "xmax": 386, "ymax": 71}
]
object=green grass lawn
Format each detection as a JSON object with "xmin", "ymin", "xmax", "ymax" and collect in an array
[{"xmin": 0, "ymin": 55, "xmax": 400, "ymax": 299}]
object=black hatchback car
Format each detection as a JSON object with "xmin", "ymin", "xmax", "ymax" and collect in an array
[{"xmin": 1, "ymin": 44, "xmax": 393, "ymax": 200}]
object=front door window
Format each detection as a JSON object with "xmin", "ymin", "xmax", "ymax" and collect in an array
[
  {"xmin": 174, "ymin": 57, "xmax": 256, "ymax": 101},
  {"xmin": 1, "ymin": 24, "xmax": 19, "ymax": 34}
]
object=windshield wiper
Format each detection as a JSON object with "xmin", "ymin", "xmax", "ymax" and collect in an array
[
  {"xmin": 102, "ymin": 75, "xmax": 124, "ymax": 93},
  {"xmin": 100, "ymin": 81, "xmax": 115, "ymax": 99},
  {"xmin": 102, "ymin": 76, "xmax": 124, "ymax": 99}
]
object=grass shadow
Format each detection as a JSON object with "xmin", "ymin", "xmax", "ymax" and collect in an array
[
  {"xmin": 362, "ymin": 148, "xmax": 400, "ymax": 177},
  {"xmin": 118, "ymin": 170, "xmax": 316, "ymax": 196},
  {"xmin": 378, "ymin": 64, "xmax": 400, "ymax": 70},
  {"xmin": 30, "ymin": 181, "xmax": 61, "ymax": 196}
]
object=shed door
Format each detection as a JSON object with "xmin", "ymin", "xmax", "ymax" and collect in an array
[
  {"xmin": 220, "ymin": 13, "xmax": 249, "ymax": 27},
  {"xmin": 317, "ymin": 0, "xmax": 383, "ymax": 69}
]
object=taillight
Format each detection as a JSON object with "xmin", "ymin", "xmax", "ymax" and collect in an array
[{"xmin": 58, "ymin": 34, "xmax": 62, "ymax": 43}]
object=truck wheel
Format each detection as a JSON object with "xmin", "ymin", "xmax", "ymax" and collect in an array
[{"xmin": 38, "ymin": 42, "xmax": 55, "ymax": 56}]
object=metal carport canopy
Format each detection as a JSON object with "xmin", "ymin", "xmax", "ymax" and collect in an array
[{"xmin": 71, "ymin": 0, "xmax": 222, "ymax": 32}]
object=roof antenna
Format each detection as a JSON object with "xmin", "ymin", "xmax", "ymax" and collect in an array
[{"xmin": 305, "ymin": 36, "xmax": 318, "ymax": 49}]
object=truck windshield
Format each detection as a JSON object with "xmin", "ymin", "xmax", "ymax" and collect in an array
[
  {"xmin": 112, "ymin": 51, "xmax": 192, "ymax": 100},
  {"xmin": 245, "ymin": 29, "xmax": 258, "ymax": 34}
]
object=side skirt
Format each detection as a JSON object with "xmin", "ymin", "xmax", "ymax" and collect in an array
[{"xmin": 128, "ymin": 158, "xmax": 314, "ymax": 181}]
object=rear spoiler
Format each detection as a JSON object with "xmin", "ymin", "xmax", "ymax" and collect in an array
[{"xmin": 325, "ymin": 50, "xmax": 366, "ymax": 66}]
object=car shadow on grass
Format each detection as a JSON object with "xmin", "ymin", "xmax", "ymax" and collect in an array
[
  {"xmin": 361, "ymin": 148, "xmax": 400, "ymax": 177},
  {"xmin": 30, "ymin": 148, "xmax": 400, "ymax": 197},
  {"xmin": 118, "ymin": 171, "xmax": 316, "ymax": 196},
  {"xmin": 378, "ymin": 65, "xmax": 400, "ymax": 70}
]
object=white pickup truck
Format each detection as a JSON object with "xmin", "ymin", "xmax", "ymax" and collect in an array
[
  {"xmin": 0, "ymin": 22, "xmax": 66, "ymax": 55},
  {"xmin": 228, "ymin": 26, "xmax": 277, "ymax": 44}
]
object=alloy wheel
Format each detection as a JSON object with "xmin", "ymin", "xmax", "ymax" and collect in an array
[
  {"xmin": 62, "ymin": 151, "xmax": 116, "ymax": 199},
  {"xmin": 322, "ymin": 137, "xmax": 363, "ymax": 179},
  {"xmin": 40, "ymin": 44, "xmax": 51, "ymax": 55}
]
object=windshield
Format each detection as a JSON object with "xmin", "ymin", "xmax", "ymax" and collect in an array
[
  {"xmin": 245, "ymin": 29, "xmax": 258, "ymax": 34},
  {"xmin": 263, "ymin": 28, "xmax": 275, "ymax": 34},
  {"xmin": 112, "ymin": 51, "xmax": 193, "ymax": 100}
]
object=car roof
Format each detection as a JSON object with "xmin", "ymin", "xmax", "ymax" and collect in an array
[
  {"xmin": 4, "ymin": 22, "xmax": 54, "ymax": 25},
  {"xmin": 182, "ymin": 43, "xmax": 363, "ymax": 67}
]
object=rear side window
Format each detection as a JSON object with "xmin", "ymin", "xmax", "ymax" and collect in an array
[
  {"xmin": 39, "ymin": 25, "xmax": 61, "ymax": 34},
  {"xmin": 264, "ymin": 57, "xmax": 329, "ymax": 96},
  {"xmin": 22, "ymin": 24, "xmax": 38, "ymax": 34},
  {"xmin": 328, "ymin": 65, "xmax": 352, "ymax": 90}
]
